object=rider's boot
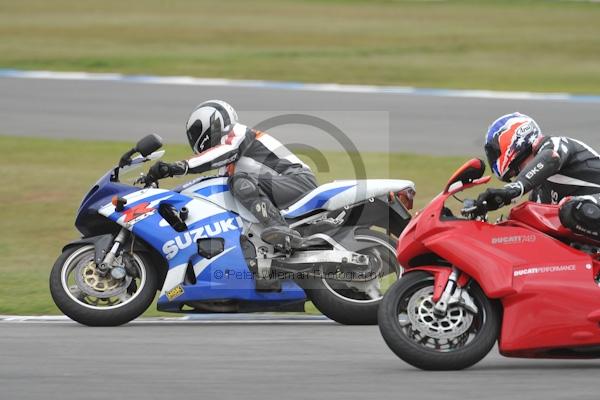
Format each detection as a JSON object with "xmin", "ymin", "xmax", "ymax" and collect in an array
[
  {"xmin": 559, "ymin": 195, "xmax": 600, "ymax": 239},
  {"xmin": 250, "ymin": 199, "xmax": 303, "ymax": 249},
  {"xmin": 228, "ymin": 172, "xmax": 303, "ymax": 249}
]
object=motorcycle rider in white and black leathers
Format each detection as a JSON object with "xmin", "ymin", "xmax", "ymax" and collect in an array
[
  {"xmin": 145, "ymin": 100, "xmax": 317, "ymax": 248},
  {"xmin": 478, "ymin": 112, "xmax": 600, "ymax": 238}
]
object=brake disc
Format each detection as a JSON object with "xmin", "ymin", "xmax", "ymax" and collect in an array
[
  {"xmin": 407, "ymin": 286, "xmax": 474, "ymax": 340},
  {"xmin": 74, "ymin": 257, "xmax": 132, "ymax": 298}
]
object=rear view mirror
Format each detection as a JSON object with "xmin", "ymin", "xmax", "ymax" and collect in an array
[
  {"xmin": 444, "ymin": 158, "xmax": 486, "ymax": 193},
  {"xmin": 135, "ymin": 134, "xmax": 163, "ymax": 157}
]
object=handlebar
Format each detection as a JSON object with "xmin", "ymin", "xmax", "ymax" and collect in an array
[
  {"xmin": 112, "ymin": 150, "xmax": 165, "ymax": 184},
  {"xmin": 460, "ymin": 198, "xmax": 488, "ymax": 219},
  {"xmin": 134, "ymin": 173, "xmax": 159, "ymax": 189}
]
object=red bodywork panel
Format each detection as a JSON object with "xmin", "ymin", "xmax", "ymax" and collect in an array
[{"xmin": 398, "ymin": 163, "xmax": 600, "ymax": 358}]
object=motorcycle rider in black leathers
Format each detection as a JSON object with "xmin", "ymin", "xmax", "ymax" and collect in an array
[
  {"xmin": 478, "ymin": 112, "xmax": 600, "ymax": 238},
  {"xmin": 145, "ymin": 100, "xmax": 317, "ymax": 248}
]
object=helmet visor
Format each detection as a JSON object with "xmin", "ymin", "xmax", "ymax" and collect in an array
[{"xmin": 484, "ymin": 142, "xmax": 501, "ymax": 177}]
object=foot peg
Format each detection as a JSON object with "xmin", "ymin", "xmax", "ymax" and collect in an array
[{"xmin": 261, "ymin": 226, "xmax": 303, "ymax": 250}]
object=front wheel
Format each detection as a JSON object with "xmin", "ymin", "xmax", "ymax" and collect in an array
[
  {"xmin": 49, "ymin": 244, "xmax": 158, "ymax": 326},
  {"xmin": 378, "ymin": 271, "xmax": 501, "ymax": 370},
  {"xmin": 306, "ymin": 229, "xmax": 400, "ymax": 325}
]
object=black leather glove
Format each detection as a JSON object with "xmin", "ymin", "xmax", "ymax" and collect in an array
[
  {"xmin": 476, "ymin": 187, "xmax": 516, "ymax": 212},
  {"xmin": 147, "ymin": 160, "xmax": 189, "ymax": 181},
  {"xmin": 147, "ymin": 161, "xmax": 174, "ymax": 182}
]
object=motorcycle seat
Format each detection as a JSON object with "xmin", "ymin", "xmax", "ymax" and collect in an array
[{"xmin": 281, "ymin": 179, "xmax": 415, "ymax": 219}]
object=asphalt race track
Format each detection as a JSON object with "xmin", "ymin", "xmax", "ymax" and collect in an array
[
  {"xmin": 1, "ymin": 317, "xmax": 599, "ymax": 400},
  {"xmin": 0, "ymin": 319, "xmax": 600, "ymax": 400},
  {"xmin": 2, "ymin": 76, "xmax": 600, "ymax": 399},
  {"xmin": 1, "ymin": 76, "xmax": 600, "ymax": 155}
]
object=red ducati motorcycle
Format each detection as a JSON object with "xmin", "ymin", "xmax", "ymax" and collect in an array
[{"xmin": 378, "ymin": 158, "xmax": 600, "ymax": 370}]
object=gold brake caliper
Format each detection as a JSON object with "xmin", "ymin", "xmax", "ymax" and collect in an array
[{"xmin": 81, "ymin": 261, "xmax": 122, "ymax": 293}]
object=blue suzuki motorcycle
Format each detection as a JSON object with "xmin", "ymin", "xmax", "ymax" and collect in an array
[{"xmin": 50, "ymin": 135, "xmax": 415, "ymax": 326}]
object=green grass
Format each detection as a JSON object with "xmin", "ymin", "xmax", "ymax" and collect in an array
[
  {"xmin": 1, "ymin": 0, "xmax": 599, "ymax": 93},
  {"xmin": 0, "ymin": 135, "xmax": 474, "ymax": 315}
]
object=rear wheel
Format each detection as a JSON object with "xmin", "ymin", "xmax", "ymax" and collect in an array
[
  {"xmin": 49, "ymin": 244, "xmax": 158, "ymax": 326},
  {"xmin": 378, "ymin": 271, "xmax": 500, "ymax": 370},
  {"xmin": 307, "ymin": 229, "xmax": 400, "ymax": 325}
]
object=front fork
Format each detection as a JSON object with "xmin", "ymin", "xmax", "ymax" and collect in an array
[
  {"xmin": 432, "ymin": 267, "xmax": 478, "ymax": 317},
  {"xmin": 97, "ymin": 227, "xmax": 130, "ymax": 279}
]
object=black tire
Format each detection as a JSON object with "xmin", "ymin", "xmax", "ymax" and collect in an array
[
  {"xmin": 49, "ymin": 244, "xmax": 158, "ymax": 326},
  {"xmin": 378, "ymin": 271, "xmax": 500, "ymax": 370},
  {"xmin": 306, "ymin": 229, "xmax": 400, "ymax": 325}
]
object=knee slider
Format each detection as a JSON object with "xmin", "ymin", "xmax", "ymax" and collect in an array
[
  {"xmin": 560, "ymin": 196, "xmax": 600, "ymax": 231},
  {"xmin": 228, "ymin": 173, "xmax": 259, "ymax": 197},
  {"xmin": 581, "ymin": 201, "xmax": 600, "ymax": 222}
]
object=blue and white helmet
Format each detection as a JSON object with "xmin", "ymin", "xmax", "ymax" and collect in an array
[{"xmin": 185, "ymin": 100, "xmax": 239, "ymax": 153}]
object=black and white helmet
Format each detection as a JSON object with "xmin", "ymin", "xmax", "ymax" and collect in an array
[{"xmin": 185, "ymin": 100, "xmax": 239, "ymax": 153}]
